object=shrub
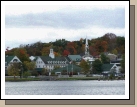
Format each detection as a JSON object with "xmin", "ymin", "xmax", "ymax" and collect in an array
[{"xmin": 24, "ymin": 71, "xmax": 31, "ymax": 78}]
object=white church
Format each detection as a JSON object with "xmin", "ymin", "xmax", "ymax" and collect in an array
[{"xmin": 82, "ymin": 36, "xmax": 95, "ymax": 64}]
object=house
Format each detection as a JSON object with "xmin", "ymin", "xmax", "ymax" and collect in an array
[
  {"xmin": 101, "ymin": 64, "xmax": 120, "ymax": 77},
  {"xmin": 101, "ymin": 53, "xmax": 122, "ymax": 74},
  {"xmin": 5, "ymin": 55, "xmax": 22, "ymax": 75},
  {"xmin": 110, "ymin": 57, "xmax": 122, "ymax": 73},
  {"xmin": 67, "ymin": 55, "xmax": 82, "ymax": 65},
  {"xmin": 106, "ymin": 53, "xmax": 117, "ymax": 61}
]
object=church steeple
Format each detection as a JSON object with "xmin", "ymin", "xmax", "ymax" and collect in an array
[
  {"xmin": 85, "ymin": 36, "xmax": 89, "ymax": 55},
  {"xmin": 49, "ymin": 45, "xmax": 55, "ymax": 58}
]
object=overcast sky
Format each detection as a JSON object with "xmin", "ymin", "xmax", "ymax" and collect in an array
[{"xmin": 5, "ymin": 2, "xmax": 125, "ymax": 49}]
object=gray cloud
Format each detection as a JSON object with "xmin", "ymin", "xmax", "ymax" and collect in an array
[{"xmin": 5, "ymin": 8, "xmax": 125, "ymax": 29}]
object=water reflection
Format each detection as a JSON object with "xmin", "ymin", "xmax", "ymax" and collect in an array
[{"xmin": 5, "ymin": 80, "xmax": 125, "ymax": 95}]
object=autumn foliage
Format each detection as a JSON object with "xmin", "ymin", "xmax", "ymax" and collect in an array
[
  {"xmin": 63, "ymin": 50, "xmax": 70, "ymax": 56},
  {"xmin": 5, "ymin": 33, "xmax": 125, "ymax": 62}
]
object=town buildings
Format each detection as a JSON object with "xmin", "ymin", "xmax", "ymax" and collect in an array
[{"xmin": 5, "ymin": 36, "xmax": 123, "ymax": 76}]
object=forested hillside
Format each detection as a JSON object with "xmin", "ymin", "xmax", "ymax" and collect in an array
[{"xmin": 5, "ymin": 33, "xmax": 125, "ymax": 61}]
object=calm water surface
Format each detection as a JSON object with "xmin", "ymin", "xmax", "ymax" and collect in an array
[{"xmin": 5, "ymin": 80, "xmax": 125, "ymax": 95}]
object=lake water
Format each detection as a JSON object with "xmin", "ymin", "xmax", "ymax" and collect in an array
[{"xmin": 5, "ymin": 80, "xmax": 125, "ymax": 95}]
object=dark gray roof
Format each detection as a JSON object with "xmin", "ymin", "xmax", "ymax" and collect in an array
[
  {"xmin": 65, "ymin": 56, "xmax": 72, "ymax": 62},
  {"xmin": 110, "ymin": 60, "xmax": 120, "ymax": 63},
  {"xmin": 68, "ymin": 55, "xmax": 82, "ymax": 62},
  {"xmin": 102, "ymin": 64, "xmax": 114, "ymax": 71},
  {"xmin": 5, "ymin": 56, "xmax": 15, "ymax": 65}
]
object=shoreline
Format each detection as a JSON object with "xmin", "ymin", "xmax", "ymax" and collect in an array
[{"xmin": 5, "ymin": 77, "xmax": 125, "ymax": 82}]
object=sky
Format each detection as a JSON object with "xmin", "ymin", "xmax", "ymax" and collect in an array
[{"xmin": 4, "ymin": 1, "xmax": 125, "ymax": 50}]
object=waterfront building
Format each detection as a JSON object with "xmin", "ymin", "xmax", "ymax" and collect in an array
[{"xmin": 5, "ymin": 55, "xmax": 22, "ymax": 75}]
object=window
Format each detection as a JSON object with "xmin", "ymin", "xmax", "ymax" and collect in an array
[{"xmin": 13, "ymin": 59, "xmax": 18, "ymax": 62}]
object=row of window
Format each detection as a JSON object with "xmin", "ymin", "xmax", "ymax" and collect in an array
[
  {"xmin": 47, "ymin": 61, "xmax": 66, "ymax": 64},
  {"xmin": 36, "ymin": 65, "xmax": 66, "ymax": 68},
  {"xmin": 36, "ymin": 61, "xmax": 67, "ymax": 64},
  {"xmin": 36, "ymin": 61, "xmax": 43, "ymax": 64}
]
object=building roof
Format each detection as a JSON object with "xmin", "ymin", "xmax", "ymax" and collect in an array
[
  {"xmin": 110, "ymin": 60, "xmax": 121, "ymax": 63},
  {"xmin": 5, "ymin": 56, "xmax": 15, "ymax": 65},
  {"xmin": 101, "ymin": 64, "xmax": 114, "ymax": 71},
  {"xmin": 65, "ymin": 56, "xmax": 72, "ymax": 62},
  {"xmin": 29, "ymin": 56, "xmax": 39, "ymax": 61},
  {"xmin": 68, "ymin": 55, "xmax": 82, "ymax": 62},
  {"xmin": 52, "ymin": 64, "xmax": 82, "ymax": 73},
  {"xmin": 33, "ymin": 56, "xmax": 39, "ymax": 61},
  {"xmin": 40, "ymin": 56, "xmax": 67, "ymax": 64},
  {"xmin": 106, "ymin": 53, "xmax": 117, "ymax": 60}
]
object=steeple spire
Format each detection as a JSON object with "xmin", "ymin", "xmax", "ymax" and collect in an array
[{"xmin": 85, "ymin": 36, "xmax": 89, "ymax": 55}]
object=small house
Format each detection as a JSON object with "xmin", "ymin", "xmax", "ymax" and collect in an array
[{"xmin": 5, "ymin": 55, "xmax": 22, "ymax": 75}]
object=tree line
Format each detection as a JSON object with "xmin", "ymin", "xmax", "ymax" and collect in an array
[
  {"xmin": 6, "ymin": 33, "xmax": 125, "ymax": 77},
  {"xmin": 6, "ymin": 33, "xmax": 125, "ymax": 59}
]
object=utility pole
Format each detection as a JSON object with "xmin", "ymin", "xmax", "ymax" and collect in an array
[
  {"xmin": 67, "ymin": 64, "xmax": 68, "ymax": 76},
  {"xmin": 72, "ymin": 61, "xmax": 73, "ymax": 76}
]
